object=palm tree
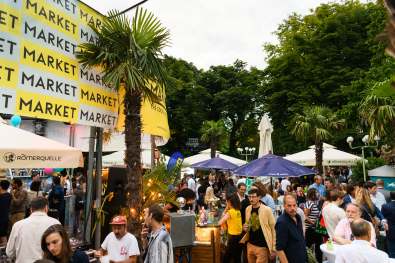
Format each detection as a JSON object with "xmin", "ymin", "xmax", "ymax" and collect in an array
[
  {"xmin": 76, "ymin": 8, "xmax": 169, "ymax": 236},
  {"xmin": 200, "ymin": 120, "xmax": 226, "ymax": 158},
  {"xmin": 359, "ymin": 80, "xmax": 395, "ymax": 141},
  {"xmin": 291, "ymin": 106, "xmax": 345, "ymax": 175}
]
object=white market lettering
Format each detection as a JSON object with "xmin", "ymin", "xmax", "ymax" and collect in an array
[
  {"xmin": 18, "ymin": 97, "xmax": 77, "ymax": 118},
  {"xmin": 23, "ymin": 47, "xmax": 77, "ymax": 76},
  {"xmin": 16, "ymin": 154, "xmax": 61, "ymax": 161},
  {"xmin": 80, "ymin": 109, "xmax": 116, "ymax": 126},
  {"xmin": 25, "ymin": 0, "xmax": 77, "ymax": 35},
  {"xmin": 24, "ymin": 22, "xmax": 77, "ymax": 54},
  {"xmin": 21, "ymin": 71, "xmax": 77, "ymax": 97}
]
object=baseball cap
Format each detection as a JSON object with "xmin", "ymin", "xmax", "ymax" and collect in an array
[{"xmin": 110, "ymin": 215, "xmax": 127, "ymax": 225}]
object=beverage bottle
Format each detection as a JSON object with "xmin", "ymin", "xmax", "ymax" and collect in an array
[{"xmin": 327, "ymin": 237, "xmax": 334, "ymax": 251}]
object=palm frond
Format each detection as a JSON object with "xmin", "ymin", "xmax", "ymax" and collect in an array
[{"xmin": 76, "ymin": 7, "xmax": 170, "ymax": 103}]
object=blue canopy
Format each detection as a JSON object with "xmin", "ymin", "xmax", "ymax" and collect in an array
[
  {"xmin": 191, "ymin": 157, "xmax": 239, "ymax": 170},
  {"xmin": 233, "ymin": 154, "xmax": 314, "ymax": 177}
]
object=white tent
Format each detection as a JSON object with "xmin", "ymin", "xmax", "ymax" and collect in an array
[
  {"xmin": 0, "ymin": 123, "xmax": 83, "ymax": 168},
  {"xmin": 103, "ymin": 149, "xmax": 169, "ymax": 168},
  {"xmin": 368, "ymin": 165, "xmax": 395, "ymax": 178},
  {"xmin": 284, "ymin": 143, "xmax": 362, "ymax": 166},
  {"xmin": 183, "ymin": 149, "xmax": 247, "ymax": 167}
]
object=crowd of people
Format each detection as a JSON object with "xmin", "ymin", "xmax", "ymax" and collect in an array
[
  {"xmin": 2, "ymin": 167, "xmax": 395, "ymax": 263},
  {"xmin": 173, "ymin": 170, "xmax": 395, "ymax": 263},
  {"xmin": 0, "ymin": 171, "xmax": 175, "ymax": 263},
  {"xmin": 0, "ymin": 192, "xmax": 173, "ymax": 263}
]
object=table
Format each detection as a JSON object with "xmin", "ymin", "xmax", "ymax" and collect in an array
[{"xmin": 320, "ymin": 243, "xmax": 340, "ymax": 263}]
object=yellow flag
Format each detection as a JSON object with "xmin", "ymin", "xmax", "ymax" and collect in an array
[{"xmin": 116, "ymin": 84, "xmax": 170, "ymax": 139}]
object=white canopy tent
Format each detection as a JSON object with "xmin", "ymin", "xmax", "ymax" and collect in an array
[
  {"xmin": 0, "ymin": 123, "xmax": 83, "ymax": 168},
  {"xmin": 183, "ymin": 149, "xmax": 247, "ymax": 167},
  {"xmin": 284, "ymin": 143, "xmax": 362, "ymax": 166},
  {"xmin": 368, "ymin": 165, "xmax": 395, "ymax": 178},
  {"xmin": 103, "ymin": 149, "xmax": 170, "ymax": 169}
]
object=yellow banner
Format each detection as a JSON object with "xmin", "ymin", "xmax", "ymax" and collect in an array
[
  {"xmin": 16, "ymin": 89, "xmax": 79, "ymax": 123},
  {"xmin": 116, "ymin": 84, "xmax": 170, "ymax": 139},
  {"xmin": 0, "ymin": 0, "xmax": 170, "ymax": 137}
]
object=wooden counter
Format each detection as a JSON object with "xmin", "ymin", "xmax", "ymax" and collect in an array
[{"xmin": 191, "ymin": 224, "xmax": 221, "ymax": 263}]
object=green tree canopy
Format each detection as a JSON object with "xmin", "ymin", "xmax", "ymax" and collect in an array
[{"xmin": 262, "ymin": 0, "xmax": 395, "ymax": 155}]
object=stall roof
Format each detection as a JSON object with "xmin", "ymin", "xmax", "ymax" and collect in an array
[
  {"xmin": 284, "ymin": 143, "xmax": 362, "ymax": 166},
  {"xmin": 183, "ymin": 149, "xmax": 247, "ymax": 167},
  {"xmin": 368, "ymin": 165, "xmax": 395, "ymax": 178}
]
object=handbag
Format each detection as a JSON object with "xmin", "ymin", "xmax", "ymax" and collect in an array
[{"xmin": 315, "ymin": 210, "xmax": 328, "ymax": 236}]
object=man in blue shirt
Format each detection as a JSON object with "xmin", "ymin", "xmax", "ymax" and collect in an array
[
  {"xmin": 309, "ymin": 175, "xmax": 326, "ymax": 198},
  {"xmin": 276, "ymin": 194, "xmax": 307, "ymax": 263}
]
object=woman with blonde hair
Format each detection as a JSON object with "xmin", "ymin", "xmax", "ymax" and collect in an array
[{"xmin": 355, "ymin": 187, "xmax": 383, "ymax": 224}]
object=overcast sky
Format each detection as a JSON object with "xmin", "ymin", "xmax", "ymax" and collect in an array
[{"xmin": 82, "ymin": 0, "xmax": 343, "ymax": 70}]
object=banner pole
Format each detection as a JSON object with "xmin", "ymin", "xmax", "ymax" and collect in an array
[
  {"xmin": 84, "ymin": 127, "xmax": 96, "ymax": 244},
  {"xmin": 94, "ymin": 128, "xmax": 103, "ymax": 248}
]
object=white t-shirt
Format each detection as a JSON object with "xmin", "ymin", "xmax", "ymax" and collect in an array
[
  {"xmin": 101, "ymin": 232, "xmax": 140, "ymax": 261},
  {"xmin": 187, "ymin": 177, "xmax": 196, "ymax": 192},
  {"xmin": 281, "ymin": 178, "xmax": 291, "ymax": 192},
  {"xmin": 322, "ymin": 203, "xmax": 346, "ymax": 238}
]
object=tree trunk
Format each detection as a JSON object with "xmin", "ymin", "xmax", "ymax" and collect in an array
[
  {"xmin": 228, "ymin": 124, "xmax": 238, "ymax": 156},
  {"xmin": 124, "ymin": 91, "xmax": 143, "ymax": 238},
  {"xmin": 315, "ymin": 140, "xmax": 323, "ymax": 175},
  {"xmin": 210, "ymin": 141, "xmax": 217, "ymax": 158}
]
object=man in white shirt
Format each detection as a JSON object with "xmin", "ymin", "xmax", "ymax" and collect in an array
[
  {"xmin": 95, "ymin": 215, "xmax": 140, "ymax": 263},
  {"xmin": 366, "ymin": 181, "xmax": 386, "ymax": 210},
  {"xmin": 322, "ymin": 189, "xmax": 346, "ymax": 238},
  {"xmin": 6, "ymin": 196, "xmax": 60, "ymax": 263},
  {"xmin": 186, "ymin": 174, "xmax": 196, "ymax": 192},
  {"xmin": 335, "ymin": 218, "xmax": 390, "ymax": 263},
  {"xmin": 281, "ymin": 177, "xmax": 291, "ymax": 192}
]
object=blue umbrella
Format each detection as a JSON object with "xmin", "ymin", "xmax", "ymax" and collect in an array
[
  {"xmin": 233, "ymin": 154, "xmax": 314, "ymax": 177},
  {"xmin": 191, "ymin": 157, "xmax": 238, "ymax": 170}
]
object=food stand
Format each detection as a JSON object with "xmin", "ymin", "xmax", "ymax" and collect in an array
[{"xmin": 193, "ymin": 223, "xmax": 222, "ymax": 263}]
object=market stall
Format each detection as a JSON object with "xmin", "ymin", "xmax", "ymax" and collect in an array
[
  {"xmin": 0, "ymin": 123, "xmax": 83, "ymax": 169},
  {"xmin": 284, "ymin": 143, "xmax": 362, "ymax": 166}
]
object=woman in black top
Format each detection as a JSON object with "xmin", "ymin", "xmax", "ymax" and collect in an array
[
  {"xmin": 41, "ymin": 224, "xmax": 89, "ymax": 263},
  {"xmin": 0, "ymin": 180, "xmax": 11, "ymax": 246}
]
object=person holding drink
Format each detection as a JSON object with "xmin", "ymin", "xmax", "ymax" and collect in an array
[{"xmin": 240, "ymin": 188, "xmax": 276, "ymax": 263}]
